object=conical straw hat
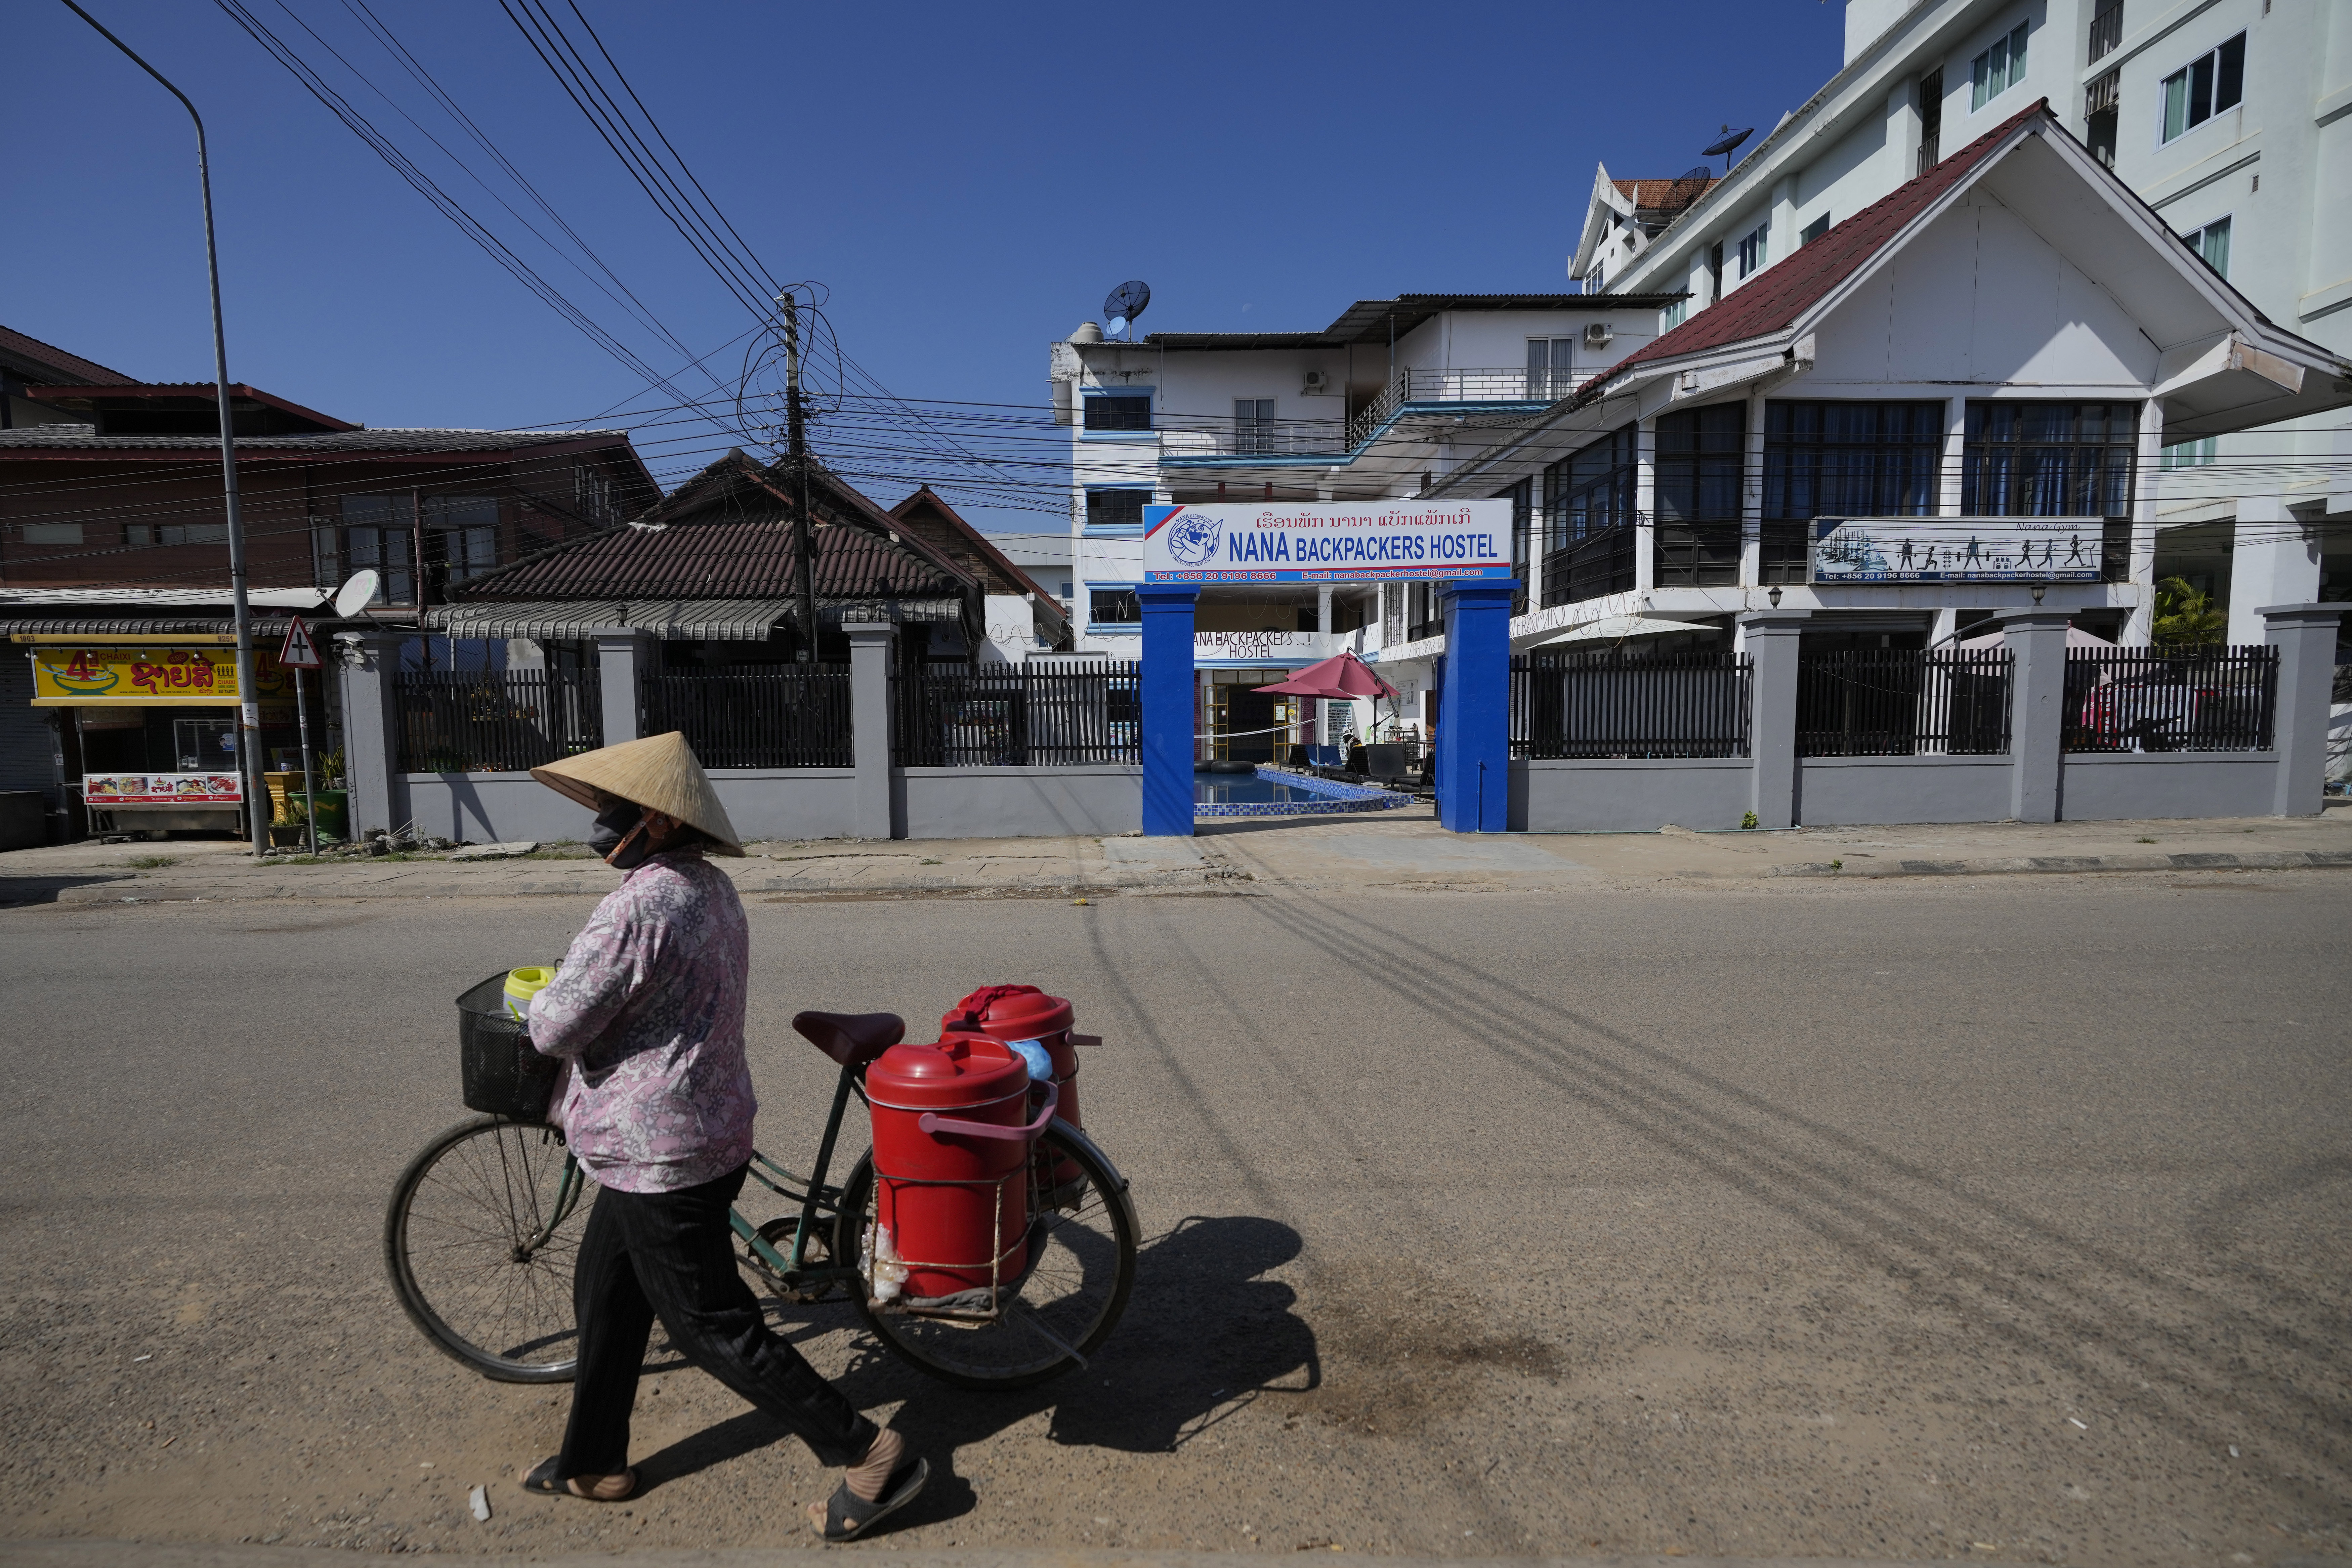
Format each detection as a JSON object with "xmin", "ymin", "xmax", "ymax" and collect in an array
[{"xmin": 531, "ymin": 731, "xmax": 744, "ymax": 856}]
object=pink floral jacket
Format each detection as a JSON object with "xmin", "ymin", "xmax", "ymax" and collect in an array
[{"xmin": 529, "ymin": 849, "xmax": 754, "ymax": 1193}]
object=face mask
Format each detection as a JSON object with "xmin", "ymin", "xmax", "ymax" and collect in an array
[{"xmin": 590, "ymin": 799, "xmax": 655, "ymax": 870}]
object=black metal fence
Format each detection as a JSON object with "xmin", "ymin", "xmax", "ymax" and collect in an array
[
  {"xmin": 1511, "ymin": 650, "xmax": 1753, "ymax": 759},
  {"xmin": 640, "ymin": 665, "xmax": 853, "ymax": 768},
  {"xmin": 2063, "ymin": 646, "xmax": 2277, "ymax": 752},
  {"xmin": 894, "ymin": 660, "xmax": 1140, "ymax": 767},
  {"xmin": 1796, "ymin": 649, "xmax": 2013, "ymax": 756},
  {"xmin": 396, "ymin": 666, "xmax": 603, "ymax": 773}
]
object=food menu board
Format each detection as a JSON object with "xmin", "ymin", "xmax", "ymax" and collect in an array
[
  {"xmin": 81, "ymin": 772, "xmax": 244, "ymax": 805},
  {"xmin": 30, "ymin": 645, "xmax": 295, "ymax": 707}
]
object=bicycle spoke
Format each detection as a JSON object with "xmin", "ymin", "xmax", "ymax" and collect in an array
[{"xmin": 393, "ymin": 1119, "xmax": 591, "ymax": 1375}]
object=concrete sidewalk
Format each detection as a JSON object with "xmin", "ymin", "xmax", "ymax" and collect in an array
[{"xmin": 3, "ymin": 801, "xmax": 2347, "ymax": 905}]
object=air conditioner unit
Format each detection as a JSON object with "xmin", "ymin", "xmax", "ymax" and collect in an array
[
  {"xmin": 1302, "ymin": 369, "xmax": 1329, "ymax": 393},
  {"xmin": 1583, "ymin": 322, "xmax": 1614, "ymax": 348}
]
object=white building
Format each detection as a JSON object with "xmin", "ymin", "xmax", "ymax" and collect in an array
[
  {"xmin": 1579, "ymin": 0, "xmax": 2352, "ymax": 644},
  {"xmin": 1047, "ymin": 292, "xmax": 1681, "ymax": 751}
]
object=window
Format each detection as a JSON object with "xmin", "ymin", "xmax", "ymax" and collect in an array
[
  {"xmin": 2160, "ymin": 436, "xmax": 2218, "ymax": 469},
  {"xmin": 1234, "ymin": 398, "xmax": 1276, "ymax": 454},
  {"xmin": 1498, "ymin": 477, "xmax": 1533, "ymax": 611},
  {"xmin": 1084, "ymin": 487, "xmax": 1149, "ymax": 533},
  {"xmin": 1058, "ymin": 580, "xmax": 1074, "ymax": 599},
  {"xmin": 1961, "ymin": 401, "xmax": 2139, "ymax": 580},
  {"xmin": 1764, "ymin": 401, "xmax": 1946, "ymax": 585},
  {"xmin": 341, "ymin": 493, "xmax": 417, "ymax": 605},
  {"xmin": 1971, "ymin": 20, "xmax": 2029, "ymax": 111},
  {"xmin": 1736, "ymin": 222, "xmax": 1769, "ymax": 278},
  {"xmin": 1088, "ymin": 587, "xmax": 1141, "ymax": 625},
  {"xmin": 123, "ymin": 522, "xmax": 230, "ymax": 546},
  {"xmin": 1540, "ymin": 423, "xmax": 1639, "ymax": 605},
  {"xmin": 1707, "ymin": 242, "xmax": 1724, "ymax": 304},
  {"xmin": 427, "ymin": 494, "xmax": 499, "ymax": 584},
  {"xmin": 1661, "ymin": 298, "xmax": 1689, "ymax": 331},
  {"xmin": 18, "ymin": 522, "xmax": 84, "ymax": 545},
  {"xmin": 2160, "ymin": 33, "xmax": 2244, "ymax": 142},
  {"xmin": 1800, "ymin": 214, "xmax": 1831, "ymax": 246},
  {"xmin": 1525, "ymin": 339, "xmax": 1578, "ymax": 398},
  {"xmin": 1918, "ymin": 67, "xmax": 1944, "ymax": 171},
  {"xmin": 1083, "ymin": 393, "xmax": 1152, "ymax": 432},
  {"xmin": 1655, "ymin": 405, "xmax": 1746, "ymax": 587},
  {"xmin": 573, "ymin": 464, "xmax": 616, "ymax": 523},
  {"xmin": 1405, "ymin": 582, "xmax": 1445, "ymax": 643},
  {"xmin": 2181, "ymin": 215, "xmax": 2231, "ymax": 278}
]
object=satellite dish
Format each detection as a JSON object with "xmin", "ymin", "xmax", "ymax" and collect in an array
[
  {"xmin": 333, "ymin": 569, "xmax": 382, "ymax": 619},
  {"xmin": 1102, "ymin": 280, "xmax": 1151, "ymax": 339},
  {"xmin": 1677, "ymin": 164, "xmax": 1714, "ymax": 182},
  {"xmin": 1703, "ymin": 125, "xmax": 1754, "ymax": 177}
]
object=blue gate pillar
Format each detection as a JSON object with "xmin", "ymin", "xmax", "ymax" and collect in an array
[
  {"xmin": 1436, "ymin": 582, "xmax": 1514, "ymax": 833},
  {"xmin": 1138, "ymin": 584, "xmax": 1201, "ymax": 837}
]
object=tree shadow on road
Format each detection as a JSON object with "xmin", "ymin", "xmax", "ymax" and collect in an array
[{"xmin": 628, "ymin": 1213, "xmax": 1315, "ymax": 1525}]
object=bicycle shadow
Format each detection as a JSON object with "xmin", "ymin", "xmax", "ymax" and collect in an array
[{"xmin": 629, "ymin": 1213, "xmax": 1316, "ymax": 1524}]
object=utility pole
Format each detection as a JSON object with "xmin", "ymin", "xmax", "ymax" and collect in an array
[
  {"xmin": 780, "ymin": 295, "xmax": 818, "ymax": 663},
  {"xmin": 61, "ymin": 0, "xmax": 268, "ymax": 857}
]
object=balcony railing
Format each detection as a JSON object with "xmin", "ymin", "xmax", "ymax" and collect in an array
[
  {"xmin": 1344, "ymin": 367, "xmax": 1576, "ymax": 449},
  {"xmin": 2089, "ymin": 3, "xmax": 2123, "ymax": 62},
  {"xmin": 1158, "ymin": 420, "xmax": 1348, "ymax": 459}
]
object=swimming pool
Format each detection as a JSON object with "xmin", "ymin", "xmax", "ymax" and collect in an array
[{"xmin": 1193, "ymin": 767, "xmax": 1415, "ymax": 818}]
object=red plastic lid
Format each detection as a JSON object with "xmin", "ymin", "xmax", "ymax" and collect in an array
[
  {"xmin": 979, "ymin": 989, "xmax": 1074, "ymax": 1043},
  {"xmin": 866, "ymin": 1036, "xmax": 1028, "ymax": 1109}
]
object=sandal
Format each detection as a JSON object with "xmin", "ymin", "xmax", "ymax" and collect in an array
[
  {"xmin": 521, "ymin": 1455, "xmax": 638, "ymax": 1501},
  {"xmin": 809, "ymin": 1456, "xmax": 929, "ymax": 1541}
]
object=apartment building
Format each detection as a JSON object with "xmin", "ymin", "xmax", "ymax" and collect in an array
[
  {"xmin": 1047, "ymin": 292, "xmax": 1679, "ymax": 741},
  {"xmin": 1581, "ymin": 0, "xmax": 2352, "ymax": 642}
]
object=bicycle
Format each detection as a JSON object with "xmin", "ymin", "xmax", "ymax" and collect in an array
[{"xmin": 384, "ymin": 1002, "xmax": 1138, "ymax": 1392}]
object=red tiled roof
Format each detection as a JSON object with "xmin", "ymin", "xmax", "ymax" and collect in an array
[
  {"xmin": 1613, "ymin": 175, "xmax": 1715, "ymax": 212},
  {"xmin": 0, "ymin": 324, "xmax": 136, "ymax": 386},
  {"xmin": 888, "ymin": 486, "xmax": 1068, "ymax": 631},
  {"xmin": 1580, "ymin": 99, "xmax": 2052, "ymax": 402}
]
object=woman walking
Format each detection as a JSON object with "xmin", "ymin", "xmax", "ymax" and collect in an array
[{"xmin": 517, "ymin": 730, "xmax": 928, "ymax": 1541}]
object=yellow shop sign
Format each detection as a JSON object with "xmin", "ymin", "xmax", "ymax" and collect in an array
[{"xmin": 30, "ymin": 645, "xmax": 294, "ymax": 707}]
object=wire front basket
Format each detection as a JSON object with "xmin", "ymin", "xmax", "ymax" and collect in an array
[{"xmin": 456, "ymin": 971, "xmax": 564, "ymax": 1121}]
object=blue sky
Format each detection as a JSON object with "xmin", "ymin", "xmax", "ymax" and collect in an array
[{"xmin": 12, "ymin": 1, "xmax": 1846, "ymax": 539}]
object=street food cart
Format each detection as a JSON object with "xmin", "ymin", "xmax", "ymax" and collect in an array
[{"xmin": 22, "ymin": 635, "xmax": 298, "ymax": 838}]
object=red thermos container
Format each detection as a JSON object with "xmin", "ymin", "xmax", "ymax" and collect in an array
[
  {"xmin": 941, "ymin": 985, "xmax": 1085, "ymax": 1133},
  {"xmin": 863, "ymin": 1036, "xmax": 1032, "ymax": 1299}
]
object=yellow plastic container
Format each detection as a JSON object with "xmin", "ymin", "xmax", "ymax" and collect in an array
[{"xmin": 503, "ymin": 966, "xmax": 557, "ymax": 1021}]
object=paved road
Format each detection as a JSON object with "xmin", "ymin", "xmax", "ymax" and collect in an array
[{"xmin": 2, "ymin": 872, "xmax": 2346, "ymax": 1565}]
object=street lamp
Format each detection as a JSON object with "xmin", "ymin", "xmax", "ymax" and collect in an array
[{"xmin": 59, "ymin": 1, "xmax": 268, "ymax": 857}]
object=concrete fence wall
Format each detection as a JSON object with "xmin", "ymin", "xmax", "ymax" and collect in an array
[
  {"xmin": 1511, "ymin": 603, "xmax": 2346, "ymax": 834},
  {"xmin": 344, "ymin": 622, "xmax": 1143, "ymax": 844},
  {"xmin": 337, "ymin": 603, "xmax": 2346, "ymax": 843}
]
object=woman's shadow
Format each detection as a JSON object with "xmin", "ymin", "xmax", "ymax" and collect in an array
[{"xmin": 630, "ymin": 1214, "xmax": 1317, "ymax": 1521}]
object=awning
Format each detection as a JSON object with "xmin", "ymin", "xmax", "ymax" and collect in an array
[
  {"xmin": 0, "ymin": 586, "xmax": 328, "ymax": 609},
  {"xmin": 430, "ymin": 595, "xmax": 966, "ymax": 641}
]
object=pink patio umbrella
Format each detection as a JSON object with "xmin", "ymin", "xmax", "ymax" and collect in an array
[{"xmin": 1253, "ymin": 652, "xmax": 1400, "ymax": 755}]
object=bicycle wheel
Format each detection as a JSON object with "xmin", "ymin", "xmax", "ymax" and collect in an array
[
  {"xmin": 835, "ymin": 1122, "xmax": 1137, "ymax": 1390},
  {"xmin": 384, "ymin": 1115, "xmax": 592, "ymax": 1383}
]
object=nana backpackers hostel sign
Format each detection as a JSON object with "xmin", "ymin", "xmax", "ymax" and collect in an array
[
  {"xmin": 1143, "ymin": 500, "xmax": 1513, "ymax": 584},
  {"xmin": 1811, "ymin": 517, "xmax": 2107, "ymax": 584}
]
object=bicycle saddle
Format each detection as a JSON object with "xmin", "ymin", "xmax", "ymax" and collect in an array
[{"xmin": 792, "ymin": 1010, "xmax": 905, "ymax": 1068}]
